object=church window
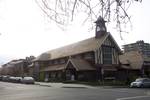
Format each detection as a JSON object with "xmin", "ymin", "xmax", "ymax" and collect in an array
[{"xmin": 102, "ymin": 46, "xmax": 112, "ymax": 64}]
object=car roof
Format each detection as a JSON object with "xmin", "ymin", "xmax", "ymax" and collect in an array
[{"xmin": 136, "ymin": 78, "xmax": 150, "ymax": 80}]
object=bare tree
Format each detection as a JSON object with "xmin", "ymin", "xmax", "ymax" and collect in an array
[{"xmin": 35, "ymin": 0, "xmax": 142, "ymax": 35}]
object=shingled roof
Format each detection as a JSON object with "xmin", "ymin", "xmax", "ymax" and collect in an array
[
  {"xmin": 34, "ymin": 53, "xmax": 50, "ymax": 61},
  {"xmin": 40, "ymin": 58, "xmax": 95, "ymax": 72},
  {"xmin": 66, "ymin": 58, "xmax": 96, "ymax": 71},
  {"xmin": 119, "ymin": 51, "xmax": 143, "ymax": 69},
  {"xmin": 35, "ymin": 32, "xmax": 110, "ymax": 61},
  {"xmin": 35, "ymin": 31, "xmax": 121, "ymax": 62},
  {"xmin": 40, "ymin": 64, "xmax": 66, "ymax": 72}
]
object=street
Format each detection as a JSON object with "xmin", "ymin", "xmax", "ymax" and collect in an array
[{"xmin": 0, "ymin": 82, "xmax": 150, "ymax": 100}]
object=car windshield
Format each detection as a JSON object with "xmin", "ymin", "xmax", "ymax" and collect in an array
[
  {"xmin": 135, "ymin": 78, "xmax": 144, "ymax": 82},
  {"xmin": 135, "ymin": 78, "xmax": 150, "ymax": 82}
]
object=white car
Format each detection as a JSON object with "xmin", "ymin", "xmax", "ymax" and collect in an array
[
  {"xmin": 22, "ymin": 77, "xmax": 35, "ymax": 84},
  {"xmin": 130, "ymin": 78, "xmax": 150, "ymax": 88}
]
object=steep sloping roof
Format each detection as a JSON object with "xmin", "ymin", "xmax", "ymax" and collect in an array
[
  {"xmin": 35, "ymin": 33, "xmax": 109, "ymax": 61},
  {"xmin": 108, "ymin": 33, "xmax": 121, "ymax": 53},
  {"xmin": 34, "ymin": 53, "xmax": 50, "ymax": 61},
  {"xmin": 119, "ymin": 51, "xmax": 143, "ymax": 69},
  {"xmin": 40, "ymin": 64, "xmax": 66, "ymax": 72},
  {"xmin": 35, "ymin": 32, "xmax": 121, "ymax": 61},
  {"xmin": 40, "ymin": 58, "xmax": 96, "ymax": 72},
  {"xmin": 67, "ymin": 58, "xmax": 96, "ymax": 71}
]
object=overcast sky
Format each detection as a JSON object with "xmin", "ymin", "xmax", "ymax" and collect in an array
[{"xmin": 0, "ymin": 0, "xmax": 150, "ymax": 64}]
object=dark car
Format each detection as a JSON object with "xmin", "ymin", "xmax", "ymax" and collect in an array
[
  {"xmin": 130, "ymin": 78, "xmax": 150, "ymax": 88},
  {"xmin": 0, "ymin": 75, "xmax": 2, "ymax": 81},
  {"xmin": 2, "ymin": 76, "xmax": 10, "ymax": 82},
  {"xmin": 9, "ymin": 76, "xmax": 16, "ymax": 82}
]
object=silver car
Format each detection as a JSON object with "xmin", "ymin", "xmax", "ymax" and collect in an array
[
  {"xmin": 21, "ymin": 77, "xmax": 35, "ymax": 84},
  {"xmin": 130, "ymin": 78, "xmax": 150, "ymax": 88},
  {"xmin": 15, "ymin": 77, "xmax": 23, "ymax": 83}
]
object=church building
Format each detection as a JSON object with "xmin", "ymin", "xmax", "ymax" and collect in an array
[{"xmin": 33, "ymin": 16, "xmax": 121, "ymax": 81}]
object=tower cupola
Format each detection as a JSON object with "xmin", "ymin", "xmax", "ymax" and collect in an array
[{"xmin": 95, "ymin": 16, "xmax": 107, "ymax": 38}]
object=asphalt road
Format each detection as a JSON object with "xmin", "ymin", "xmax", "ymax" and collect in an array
[{"xmin": 0, "ymin": 82, "xmax": 150, "ymax": 100}]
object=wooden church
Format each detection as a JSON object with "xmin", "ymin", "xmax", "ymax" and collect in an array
[{"xmin": 33, "ymin": 16, "xmax": 121, "ymax": 81}]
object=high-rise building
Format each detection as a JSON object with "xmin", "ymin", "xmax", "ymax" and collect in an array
[{"xmin": 123, "ymin": 40, "xmax": 150, "ymax": 57}]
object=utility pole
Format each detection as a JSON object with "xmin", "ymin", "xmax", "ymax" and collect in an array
[{"xmin": 101, "ymin": 68, "xmax": 104, "ymax": 86}]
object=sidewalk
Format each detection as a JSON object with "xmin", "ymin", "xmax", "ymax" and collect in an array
[{"xmin": 35, "ymin": 82, "xmax": 96, "ymax": 89}]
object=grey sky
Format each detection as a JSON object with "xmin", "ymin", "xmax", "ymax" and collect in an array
[{"xmin": 0, "ymin": 0, "xmax": 150, "ymax": 64}]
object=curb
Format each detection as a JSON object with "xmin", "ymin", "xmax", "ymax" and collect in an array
[
  {"xmin": 101, "ymin": 86, "xmax": 129, "ymax": 89},
  {"xmin": 35, "ymin": 82, "xmax": 128, "ymax": 89},
  {"xmin": 61, "ymin": 86, "xmax": 87, "ymax": 89},
  {"xmin": 35, "ymin": 83, "xmax": 51, "ymax": 87},
  {"xmin": 39, "ymin": 84, "xmax": 51, "ymax": 87},
  {"xmin": 35, "ymin": 83, "xmax": 89, "ymax": 88}
]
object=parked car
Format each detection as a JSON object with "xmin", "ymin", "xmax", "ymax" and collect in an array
[
  {"xmin": 21, "ymin": 77, "xmax": 34, "ymax": 84},
  {"xmin": 0, "ymin": 75, "xmax": 2, "ymax": 81},
  {"xmin": 130, "ymin": 78, "xmax": 150, "ymax": 88},
  {"xmin": 9, "ymin": 76, "xmax": 16, "ymax": 82},
  {"xmin": 15, "ymin": 77, "xmax": 23, "ymax": 83},
  {"xmin": 2, "ymin": 75, "xmax": 10, "ymax": 82}
]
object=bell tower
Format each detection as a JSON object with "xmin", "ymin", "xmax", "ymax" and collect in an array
[{"xmin": 95, "ymin": 16, "xmax": 107, "ymax": 38}]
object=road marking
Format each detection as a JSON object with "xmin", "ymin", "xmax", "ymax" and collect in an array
[{"xmin": 116, "ymin": 95, "xmax": 150, "ymax": 100}]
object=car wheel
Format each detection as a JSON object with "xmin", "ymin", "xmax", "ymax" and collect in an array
[{"xmin": 139, "ymin": 84, "xmax": 144, "ymax": 88}]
